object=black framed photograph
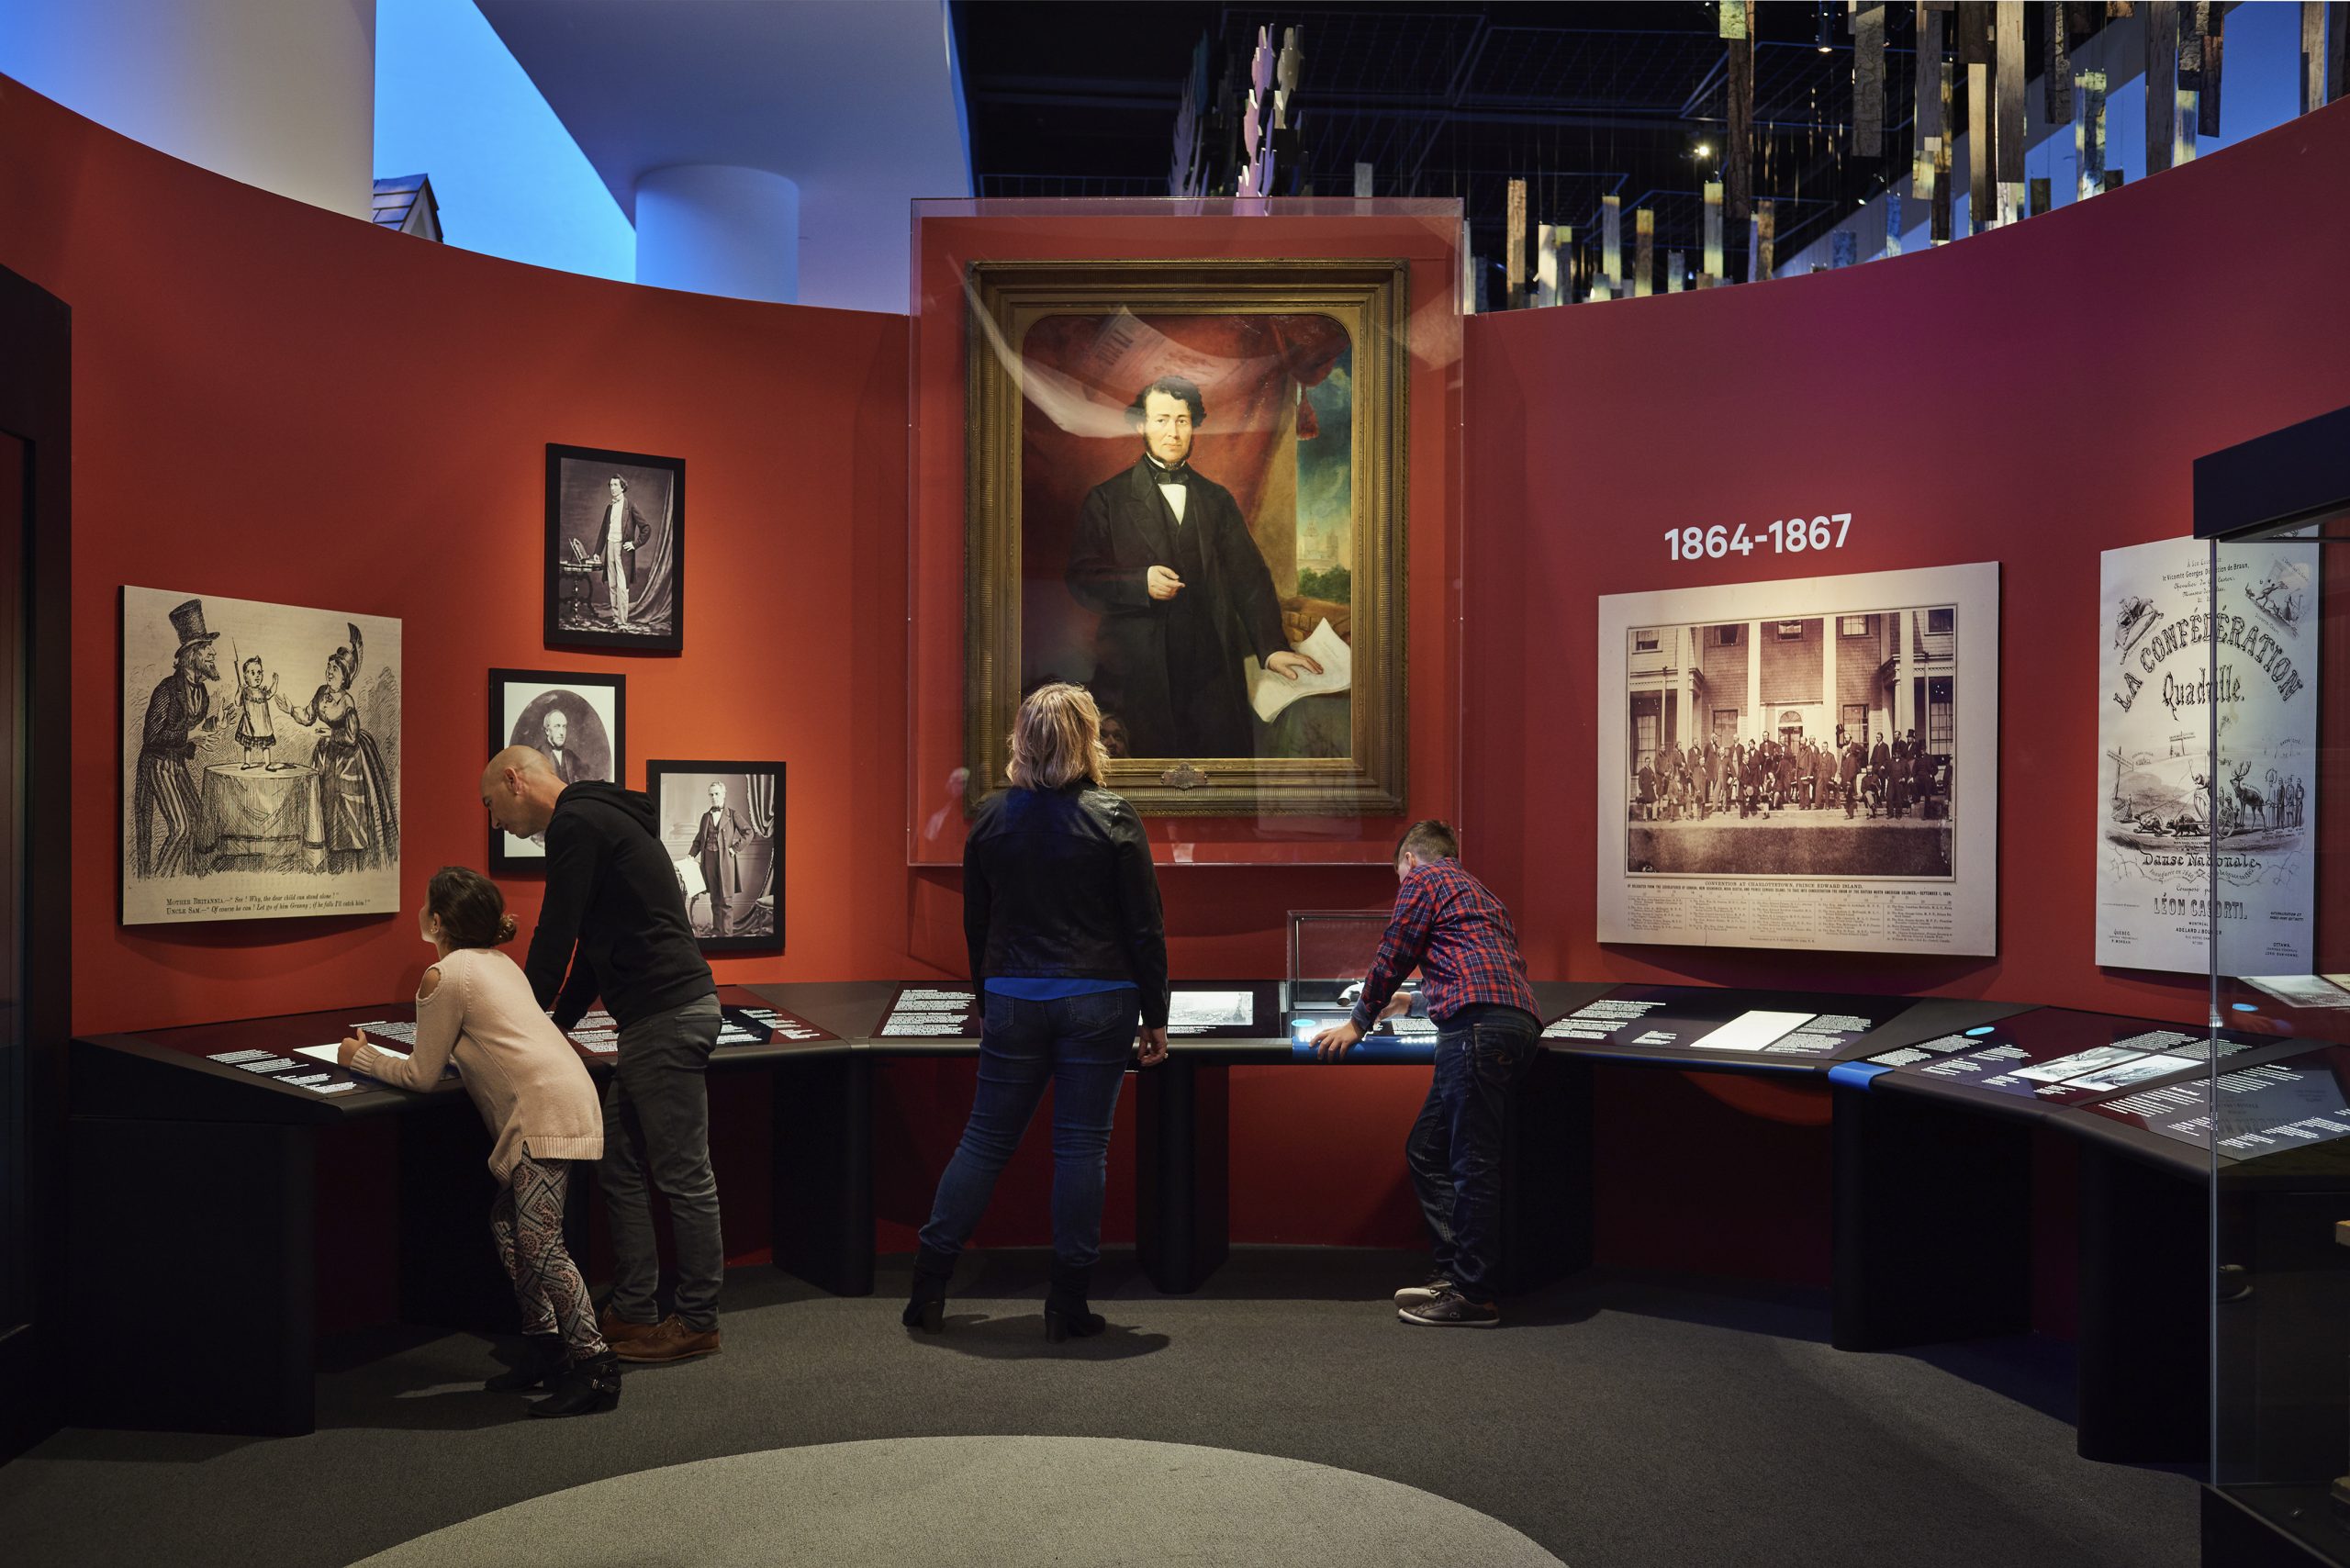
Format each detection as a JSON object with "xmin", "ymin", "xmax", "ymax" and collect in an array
[
  {"xmin": 488, "ymin": 667, "xmax": 626, "ymax": 872},
  {"xmin": 646, "ymin": 759, "xmax": 784, "ymax": 951},
  {"xmin": 544, "ymin": 443, "xmax": 684, "ymax": 652}
]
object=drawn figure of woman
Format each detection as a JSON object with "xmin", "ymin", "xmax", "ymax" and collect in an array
[
  {"xmin": 235, "ymin": 656, "xmax": 279, "ymax": 767},
  {"xmin": 278, "ymin": 623, "xmax": 398, "ymax": 871}
]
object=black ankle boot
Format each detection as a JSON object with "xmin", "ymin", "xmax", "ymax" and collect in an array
[
  {"xmin": 483, "ymin": 1332, "xmax": 565, "ymax": 1393},
  {"xmin": 527, "ymin": 1350, "xmax": 621, "ymax": 1418},
  {"xmin": 901, "ymin": 1245, "xmax": 956, "ymax": 1333},
  {"xmin": 1044, "ymin": 1261, "xmax": 1105, "ymax": 1342}
]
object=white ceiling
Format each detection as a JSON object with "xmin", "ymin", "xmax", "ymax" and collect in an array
[{"xmin": 475, "ymin": 0, "xmax": 972, "ymax": 314}]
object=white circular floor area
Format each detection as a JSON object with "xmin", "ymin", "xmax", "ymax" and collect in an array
[{"xmin": 349, "ymin": 1434, "xmax": 1566, "ymax": 1567}]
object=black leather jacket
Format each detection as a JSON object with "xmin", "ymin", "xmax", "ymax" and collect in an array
[{"xmin": 964, "ymin": 782, "xmax": 1170, "ymax": 1028}]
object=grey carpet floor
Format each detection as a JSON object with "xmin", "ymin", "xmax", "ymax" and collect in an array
[{"xmin": 0, "ymin": 1249, "xmax": 2196, "ymax": 1568}]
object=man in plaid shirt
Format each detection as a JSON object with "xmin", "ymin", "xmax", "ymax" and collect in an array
[{"xmin": 1312, "ymin": 820, "xmax": 1540, "ymax": 1327}]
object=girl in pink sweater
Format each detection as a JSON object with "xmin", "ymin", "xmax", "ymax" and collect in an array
[{"xmin": 340, "ymin": 867, "xmax": 616, "ymax": 1417}]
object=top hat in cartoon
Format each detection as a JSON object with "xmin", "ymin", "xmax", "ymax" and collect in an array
[{"xmin": 167, "ymin": 599, "xmax": 222, "ymax": 648}]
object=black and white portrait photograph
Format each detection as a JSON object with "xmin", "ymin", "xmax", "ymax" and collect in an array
[
  {"xmin": 121, "ymin": 586, "xmax": 401, "ymax": 924},
  {"xmin": 488, "ymin": 667, "xmax": 626, "ymax": 871},
  {"xmin": 1596, "ymin": 563, "xmax": 1999, "ymax": 958},
  {"xmin": 647, "ymin": 760, "xmax": 784, "ymax": 951},
  {"xmin": 1619, "ymin": 606, "xmax": 1963, "ymax": 879},
  {"xmin": 544, "ymin": 443, "xmax": 684, "ymax": 653}
]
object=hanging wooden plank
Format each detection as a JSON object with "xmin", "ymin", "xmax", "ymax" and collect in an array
[
  {"xmin": 2076, "ymin": 66, "xmax": 2108, "ymax": 197},
  {"xmin": 1967, "ymin": 61, "xmax": 1991, "ymax": 231},
  {"xmin": 1703, "ymin": 179, "xmax": 1726, "ymax": 282},
  {"xmin": 1720, "ymin": 0, "xmax": 1749, "ymax": 38},
  {"xmin": 1932, "ymin": 62, "xmax": 1956, "ymax": 241},
  {"xmin": 2046, "ymin": 2, "xmax": 2073, "ymax": 120},
  {"xmin": 1955, "ymin": 3, "xmax": 1993, "ymax": 220},
  {"xmin": 1754, "ymin": 200, "xmax": 1774, "ymax": 279},
  {"xmin": 1998, "ymin": 2, "xmax": 2026, "ymax": 223},
  {"xmin": 2200, "ymin": 6, "xmax": 2223, "ymax": 133},
  {"xmin": 2306, "ymin": 5, "xmax": 2328, "ymax": 115},
  {"xmin": 1727, "ymin": 9, "xmax": 1755, "ymax": 246},
  {"xmin": 1855, "ymin": 5, "xmax": 1886, "ymax": 157},
  {"xmin": 1557, "ymin": 227, "xmax": 1575, "ymax": 305},
  {"xmin": 1914, "ymin": 6, "xmax": 1944, "ymax": 198},
  {"xmin": 2145, "ymin": 1, "xmax": 2176, "ymax": 175},
  {"xmin": 1667, "ymin": 250, "xmax": 1686, "ymax": 293},
  {"xmin": 1634, "ymin": 207, "xmax": 1655, "ymax": 297},
  {"xmin": 1602, "ymin": 192, "xmax": 1623, "ymax": 294},
  {"xmin": 2178, "ymin": 2, "xmax": 2206, "ymax": 95},
  {"xmin": 2333, "ymin": 3, "xmax": 2350, "ymax": 104},
  {"xmin": 2030, "ymin": 175, "xmax": 2052, "ymax": 214},
  {"xmin": 1536, "ymin": 224, "xmax": 1558, "ymax": 308},
  {"xmin": 1505, "ymin": 177, "xmax": 1527, "ymax": 308}
]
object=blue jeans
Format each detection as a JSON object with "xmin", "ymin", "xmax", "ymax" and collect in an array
[
  {"xmin": 918, "ymin": 988, "xmax": 1138, "ymax": 1269},
  {"xmin": 1405, "ymin": 1013, "xmax": 1539, "ymax": 1300}
]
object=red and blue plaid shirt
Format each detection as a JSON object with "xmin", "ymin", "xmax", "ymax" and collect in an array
[{"xmin": 1348, "ymin": 858, "xmax": 1538, "ymax": 1030}]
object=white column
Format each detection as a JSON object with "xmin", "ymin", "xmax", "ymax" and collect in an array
[
  {"xmin": 1821, "ymin": 617, "xmax": 1840, "ymax": 740},
  {"xmin": 635, "ymin": 165, "xmax": 800, "ymax": 304},
  {"xmin": 1746, "ymin": 622, "xmax": 1762, "ymax": 742},
  {"xmin": 1896, "ymin": 610, "xmax": 1919, "ymax": 739},
  {"xmin": 1, "ymin": 0, "xmax": 376, "ymax": 218},
  {"xmin": 1680, "ymin": 633, "xmax": 1696, "ymax": 750}
]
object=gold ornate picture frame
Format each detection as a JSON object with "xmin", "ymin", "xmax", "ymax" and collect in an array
[{"xmin": 964, "ymin": 257, "xmax": 1409, "ymax": 815}]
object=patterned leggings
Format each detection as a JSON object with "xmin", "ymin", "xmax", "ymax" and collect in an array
[{"xmin": 491, "ymin": 1154, "xmax": 606, "ymax": 1360}]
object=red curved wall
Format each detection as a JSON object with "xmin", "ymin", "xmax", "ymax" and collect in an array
[{"xmin": 11, "ymin": 77, "xmax": 2350, "ymax": 1291}]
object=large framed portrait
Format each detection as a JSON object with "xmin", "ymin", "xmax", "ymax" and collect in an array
[
  {"xmin": 965, "ymin": 258, "xmax": 1408, "ymax": 815},
  {"xmin": 488, "ymin": 667, "xmax": 626, "ymax": 872},
  {"xmin": 543, "ymin": 443, "xmax": 684, "ymax": 652},
  {"xmin": 646, "ymin": 759, "xmax": 784, "ymax": 952},
  {"xmin": 1595, "ymin": 563, "xmax": 2000, "ymax": 956},
  {"xmin": 121, "ymin": 586, "xmax": 400, "ymax": 924}
]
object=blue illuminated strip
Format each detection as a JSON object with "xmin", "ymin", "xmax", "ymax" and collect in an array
[{"xmin": 1829, "ymin": 1061, "xmax": 1894, "ymax": 1090}]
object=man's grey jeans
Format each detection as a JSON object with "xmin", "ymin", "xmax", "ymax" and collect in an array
[{"xmin": 599, "ymin": 994, "xmax": 724, "ymax": 1331}]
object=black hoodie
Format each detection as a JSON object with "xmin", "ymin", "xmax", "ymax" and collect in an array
[{"xmin": 522, "ymin": 780, "xmax": 715, "ymax": 1030}]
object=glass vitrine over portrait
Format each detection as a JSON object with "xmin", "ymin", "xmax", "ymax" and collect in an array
[{"xmin": 2199, "ymin": 404, "xmax": 2350, "ymax": 1562}]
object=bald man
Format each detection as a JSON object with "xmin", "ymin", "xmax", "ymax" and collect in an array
[{"xmin": 483, "ymin": 746, "xmax": 724, "ymax": 1364}]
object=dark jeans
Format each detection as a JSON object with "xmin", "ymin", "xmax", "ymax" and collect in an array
[
  {"xmin": 1406, "ymin": 1011, "xmax": 1539, "ymax": 1301},
  {"xmin": 918, "ymin": 988, "xmax": 1137, "ymax": 1270},
  {"xmin": 600, "ymin": 994, "xmax": 724, "ymax": 1331}
]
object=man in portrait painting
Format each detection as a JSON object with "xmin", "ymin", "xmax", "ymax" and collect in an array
[
  {"xmin": 540, "ymin": 709, "xmax": 591, "ymax": 785},
  {"xmin": 688, "ymin": 779, "xmax": 751, "ymax": 937},
  {"xmin": 133, "ymin": 598, "xmax": 223, "ymax": 877},
  {"xmin": 1065, "ymin": 375, "xmax": 1323, "ymax": 758},
  {"xmin": 593, "ymin": 475, "xmax": 650, "ymax": 630}
]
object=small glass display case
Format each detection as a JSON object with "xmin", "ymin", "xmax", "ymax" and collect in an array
[
  {"xmin": 1287, "ymin": 909, "xmax": 1425, "ymax": 1047},
  {"xmin": 2199, "ymin": 405, "xmax": 2350, "ymax": 1561}
]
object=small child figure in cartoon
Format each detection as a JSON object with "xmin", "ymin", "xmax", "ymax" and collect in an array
[{"xmin": 235, "ymin": 656, "xmax": 279, "ymax": 767}]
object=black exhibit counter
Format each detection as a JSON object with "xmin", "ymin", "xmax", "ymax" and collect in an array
[{"xmin": 68, "ymin": 977, "xmax": 2310, "ymax": 1462}]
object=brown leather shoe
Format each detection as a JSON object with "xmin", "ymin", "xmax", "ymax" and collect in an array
[
  {"xmin": 611, "ymin": 1314, "xmax": 722, "ymax": 1363},
  {"xmin": 599, "ymin": 1305, "xmax": 663, "ymax": 1345}
]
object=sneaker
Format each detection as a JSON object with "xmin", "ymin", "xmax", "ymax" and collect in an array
[
  {"xmin": 1393, "ymin": 1273, "xmax": 1457, "ymax": 1308},
  {"xmin": 1399, "ymin": 1289, "xmax": 1500, "ymax": 1328},
  {"xmin": 598, "ymin": 1305, "xmax": 662, "ymax": 1346},
  {"xmin": 611, "ymin": 1313, "xmax": 722, "ymax": 1363}
]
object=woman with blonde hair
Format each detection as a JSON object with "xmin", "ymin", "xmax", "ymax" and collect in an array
[{"xmin": 902, "ymin": 682, "xmax": 1170, "ymax": 1340}]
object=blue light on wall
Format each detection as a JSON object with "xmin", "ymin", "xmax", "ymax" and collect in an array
[{"xmin": 375, "ymin": 0, "xmax": 634, "ymax": 282}]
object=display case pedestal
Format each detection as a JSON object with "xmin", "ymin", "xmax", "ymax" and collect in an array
[
  {"xmin": 1830, "ymin": 1081, "xmax": 2033, "ymax": 1351},
  {"xmin": 1136, "ymin": 1058, "xmax": 1229, "ymax": 1294}
]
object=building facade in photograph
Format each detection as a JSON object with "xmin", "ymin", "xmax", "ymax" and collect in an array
[{"xmin": 1627, "ymin": 607, "xmax": 1956, "ymax": 776}]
